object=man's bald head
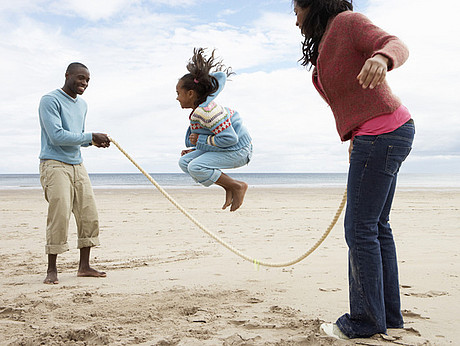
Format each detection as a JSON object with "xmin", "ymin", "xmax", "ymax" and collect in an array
[{"xmin": 66, "ymin": 62, "xmax": 88, "ymax": 74}]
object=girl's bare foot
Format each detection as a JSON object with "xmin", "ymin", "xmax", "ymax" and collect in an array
[
  {"xmin": 222, "ymin": 188, "xmax": 233, "ymax": 210},
  {"xmin": 230, "ymin": 181, "xmax": 248, "ymax": 212},
  {"xmin": 216, "ymin": 173, "xmax": 248, "ymax": 212}
]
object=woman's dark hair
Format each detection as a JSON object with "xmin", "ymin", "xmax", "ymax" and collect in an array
[
  {"xmin": 179, "ymin": 48, "xmax": 234, "ymax": 107},
  {"xmin": 294, "ymin": 0, "xmax": 353, "ymax": 69}
]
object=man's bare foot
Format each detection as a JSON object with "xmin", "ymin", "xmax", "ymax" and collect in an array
[
  {"xmin": 222, "ymin": 188, "xmax": 233, "ymax": 210},
  {"xmin": 44, "ymin": 270, "xmax": 59, "ymax": 284},
  {"xmin": 230, "ymin": 181, "xmax": 248, "ymax": 212},
  {"xmin": 77, "ymin": 268, "xmax": 107, "ymax": 278}
]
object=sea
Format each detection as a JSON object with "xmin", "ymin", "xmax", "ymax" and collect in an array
[{"xmin": 1, "ymin": 173, "xmax": 460, "ymax": 190}]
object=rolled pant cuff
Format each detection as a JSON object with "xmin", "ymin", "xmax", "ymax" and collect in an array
[
  {"xmin": 45, "ymin": 243, "xmax": 70, "ymax": 255},
  {"xmin": 336, "ymin": 316, "xmax": 354, "ymax": 338},
  {"xmin": 78, "ymin": 237, "xmax": 100, "ymax": 249},
  {"xmin": 199, "ymin": 170, "xmax": 222, "ymax": 187}
]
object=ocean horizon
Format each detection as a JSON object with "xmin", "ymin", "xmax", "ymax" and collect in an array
[{"xmin": 1, "ymin": 172, "xmax": 460, "ymax": 190}]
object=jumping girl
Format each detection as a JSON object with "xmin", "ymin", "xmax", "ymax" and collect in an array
[{"xmin": 177, "ymin": 48, "xmax": 252, "ymax": 212}]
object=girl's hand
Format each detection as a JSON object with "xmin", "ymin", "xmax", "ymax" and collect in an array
[
  {"xmin": 357, "ymin": 54, "xmax": 389, "ymax": 89},
  {"xmin": 189, "ymin": 133, "xmax": 198, "ymax": 145},
  {"xmin": 181, "ymin": 149, "xmax": 195, "ymax": 156}
]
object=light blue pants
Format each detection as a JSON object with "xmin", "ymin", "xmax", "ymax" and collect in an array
[{"xmin": 178, "ymin": 144, "xmax": 252, "ymax": 186}]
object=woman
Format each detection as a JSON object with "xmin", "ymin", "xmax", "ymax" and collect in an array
[{"xmin": 293, "ymin": 0, "xmax": 415, "ymax": 340}]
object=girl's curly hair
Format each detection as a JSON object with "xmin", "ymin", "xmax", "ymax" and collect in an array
[{"xmin": 179, "ymin": 48, "xmax": 234, "ymax": 107}]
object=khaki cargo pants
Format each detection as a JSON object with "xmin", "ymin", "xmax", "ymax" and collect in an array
[{"xmin": 40, "ymin": 159, "xmax": 100, "ymax": 254}]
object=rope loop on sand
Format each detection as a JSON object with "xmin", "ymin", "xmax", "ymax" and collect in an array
[{"xmin": 109, "ymin": 137, "xmax": 347, "ymax": 268}]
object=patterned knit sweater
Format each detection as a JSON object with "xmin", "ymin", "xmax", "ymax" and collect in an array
[
  {"xmin": 185, "ymin": 72, "xmax": 252, "ymax": 152},
  {"xmin": 313, "ymin": 11, "xmax": 409, "ymax": 141}
]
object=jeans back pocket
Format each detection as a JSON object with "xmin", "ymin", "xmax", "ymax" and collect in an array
[{"xmin": 385, "ymin": 145, "xmax": 412, "ymax": 175}]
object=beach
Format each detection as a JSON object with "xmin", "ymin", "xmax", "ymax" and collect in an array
[{"xmin": 0, "ymin": 186, "xmax": 458, "ymax": 345}]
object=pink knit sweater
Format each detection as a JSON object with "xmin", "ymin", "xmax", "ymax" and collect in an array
[{"xmin": 312, "ymin": 11, "xmax": 409, "ymax": 141}]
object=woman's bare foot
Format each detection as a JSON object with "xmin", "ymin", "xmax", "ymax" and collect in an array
[
  {"xmin": 44, "ymin": 270, "xmax": 59, "ymax": 284},
  {"xmin": 77, "ymin": 267, "xmax": 107, "ymax": 278},
  {"xmin": 230, "ymin": 181, "xmax": 248, "ymax": 212}
]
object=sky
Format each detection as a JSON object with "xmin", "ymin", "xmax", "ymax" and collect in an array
[{"xmin": 1, "ymin": 0, "xmax": 459, "ymax": 174}]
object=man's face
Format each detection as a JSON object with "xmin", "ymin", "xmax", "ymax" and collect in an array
[{"xmin": 64, "ymin": 67, "xmax": 90, "ymax": 97}]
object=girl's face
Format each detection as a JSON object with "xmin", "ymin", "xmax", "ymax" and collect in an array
[
  {"xmin": 176, "ymin": 80, "xmax": 197, "ymax": 109},
  {"xmin": 294, "ymin": 3, "xmax": 310, "ymax": 35}
]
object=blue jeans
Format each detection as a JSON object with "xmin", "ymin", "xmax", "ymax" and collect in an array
[
  {"xmin": 336, "ymin": 120, "xmax": 415, "ymax": 338},
  {"xmin": 178, "ymin": 144, "xmax": 252, "ymax": 187}
]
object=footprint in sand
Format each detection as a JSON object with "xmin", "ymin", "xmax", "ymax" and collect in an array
[
  {"xmin": 319, "ymin": 287, "xmax": 341, "ymax": 292},
  {"xmin": 402, "ymin": 309, "xmax": 430, "ymax": 320},
  {"xmin": 222, "ymin": 333, "xmax": 262, "ymax": 345},
  {"xmin": 0, "ymin": 306, "xmax": 25, "ymax": 318},
  {"xmin": 404, "ymin": 290, "xmax": 448, "ymax": 298},
  {"xmin": 383, "ymin": 327, "xmax": 431, "ymax": 345}
]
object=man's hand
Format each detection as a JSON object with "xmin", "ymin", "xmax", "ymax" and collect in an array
[
  {"xmin": 92, "ymin": 133, "xmax": 110, "ymax": 148},
  {"xmin": 189, "ymin": 133, "xmax": 198, "ymax": 145},
  {"xmin": 357, "ymin": 54, "xmax": 389, "ymax": 89}
]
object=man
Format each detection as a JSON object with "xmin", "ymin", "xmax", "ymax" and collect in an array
[{"xmin": 39, "ymin": 62, "xmax": 109, "ymax": 284}]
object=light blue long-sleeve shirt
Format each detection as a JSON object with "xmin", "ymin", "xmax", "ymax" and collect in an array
[
  {"xmin": 39, "ymin": 89, "xmax": 93, "ymax": 164},
  {"xmin": 185, "ymin": 72, "xmax": 252, "ymax": 152}
]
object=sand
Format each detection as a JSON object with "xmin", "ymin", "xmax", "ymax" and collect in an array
[{"xmin": 0, "ymin": 186, "xmax": 458, "ymax": 345}]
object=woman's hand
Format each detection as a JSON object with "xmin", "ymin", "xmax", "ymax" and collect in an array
[
  {"xmin": 357, "ymin": 54, "xmax": 389, "ymax": 89},
  {"xmin": 189, "ymin": 133, "xmax": 198, "ymax": 145},
  {"xmin": 348, "ymin": 141, "xmax": 353, "ymax": 163}
]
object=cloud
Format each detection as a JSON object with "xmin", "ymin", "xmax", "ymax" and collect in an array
[
  {"xmin": 363, "ymin": 0, "xmax": 460, "ymax": 171},
  {"xmin": 1, "ymin": 0, "xmax": 459, "ymax": 174},
  {"xmin": 47, "ymin": 0, "xmax": 131, "ymax": 21},
  {"xmin": 0, "ymin": 0, "xmax": 47, "ymax": 13}
]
